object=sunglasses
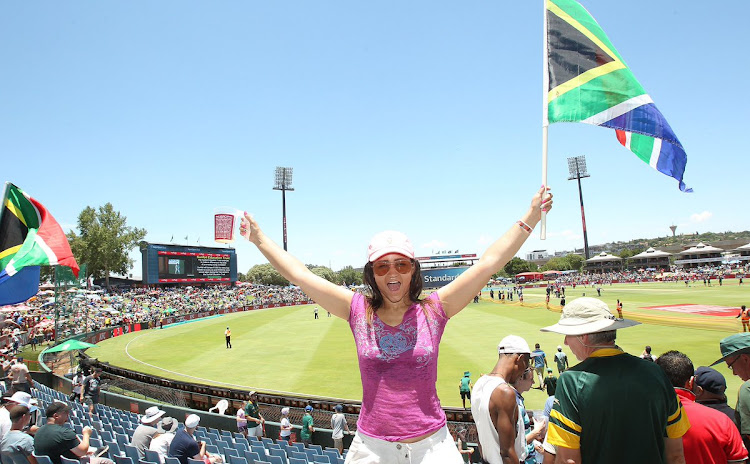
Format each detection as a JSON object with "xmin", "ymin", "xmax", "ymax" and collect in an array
[
  {"xmin": 727, "ymin": 356, "xmax": 742, "ymax": 370},
  {"xmin": 373, "ymin": 259, "xmax": 414, "ymax": 277}
]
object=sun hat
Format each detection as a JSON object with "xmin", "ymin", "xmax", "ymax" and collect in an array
[
  {"xmin": 694, "ymin": 366, "xmax": 727, "ymax": 395},
  {"xmin": 367, "ymin": 231, "xmax": 414, "ymax": 262},
  {"xmin": 281, "ymin": 407, "xmax": 290, "ymax": 415},
  {"xmin": 540, "ymin": 297, "xmax": 640, "ymax": 335},
  {"xmin": 711, "ymin": 333, "xmax": 750, "ymax": 366},
  {"xmin": 141, "ymin": 406, "xmax": 165, "ymax": 424},
  {"xmin": 497, "ymin": 335, "xmax": 531, "ymax": 355},
  {"xmin": 157, "ymin": 417, "xmax": 179, "ymax": 434},
  {"xmin": 185, "ymin": 414, "xmax": 200, "ymax": 428},
  {"xmin": 4, "ymin": 392, "xmax": 37, "ymax": 413}
]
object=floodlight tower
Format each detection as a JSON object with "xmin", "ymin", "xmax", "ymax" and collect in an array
[
  {"xmin": 273, "ymin": 167, "xmax": 295, "ymax": 251},
  {"xmin": 567, "ymin": 155, "xmax": 591, "ymax": 260}
]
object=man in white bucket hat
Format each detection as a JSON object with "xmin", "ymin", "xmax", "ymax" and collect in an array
[{"xmin": 540, "ymin": 297, "xmax": 689, "ymax": 464}]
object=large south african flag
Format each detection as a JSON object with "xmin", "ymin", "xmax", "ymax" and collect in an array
[
  {"xmin": 0, "ymin": 183, "xmax": 79, "ymax": 304},
  {"xmin": 544, "ymin": 0, "xmax": 691, "ymax": 192}
]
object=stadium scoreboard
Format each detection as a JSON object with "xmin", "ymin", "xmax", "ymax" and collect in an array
[
  {"xmin": 417, "ymin": 253, "xmax": 477, "ymax": 289},
  {"xmin": 141, "ymin": 242, "xmax": 238, "ymax": 285}
]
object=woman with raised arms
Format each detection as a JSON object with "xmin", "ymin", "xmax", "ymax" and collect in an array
[{"xmin": 239, "ymin": 186, "xmax": 552, "ymax": 464}]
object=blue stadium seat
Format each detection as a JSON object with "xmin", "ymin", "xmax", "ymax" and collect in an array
[
  {"xmin": 34, "ymin": 456, "xmax": 54, "ymax": 464},
  {"xmin": 308, "ymin": 444, "xmax": 323, "ymax": 455},
  {"xmin": 249, "ymin": 443, "xmax": 265, "ymax": 456},
  {"xmin": 114, "ymin": 456, "xmax": 134, "ymax": 464},
  {"xmin": 264, "ymin": 456, "xmax": 283, "ymax": 464},
  {"xmin": 205, "ymin": 445, "xmax": 220, "ymax": 456},
  {"xmin": 164, "ymin": 458, "xmax": 181, "ymax": 464},
  {"xmin": 233, "ymin": 441, "xmax": 249, "ymax": 454},
  {"xmin": 323, "ymin": 449, "xmax": 340, "ymax": 462},
  {"xmin": 144, "ymin": 449, "xmax": 161, "ymax": 464},
  {"xmin": 267, "ymin": 448, "xmax": 286, "ymax": 462},
  {"xmin": 123, "ymin": 445, "xmax": 140, "ymax": 464},
  {"xmin": 288, "ymin": 457, "xmax": 307, "ymax": 464},
  {"xmin": 104, "ymin": 440, "xmax": 122, "ymax": 459},
  {"xmin": 260, "ymin": 438, "xmax": 273, "ymax": 448},
  {"xmin": 243, "ymin": 451, "xmax": 262, "ymax": 464},
  {"xmin": 288, "ymin": 451, "xmax": 308, "ymax": 463},
  {"xmin": 114, "ymin": 433, "xmax": 130, "ymax": 449},
  {"xmin": 311, "ymin": 454, "xmax": 331, "ymax": 464},
  {"xmin": 61, "ymin": 457, "xmax": 80, "ymax": 464},
  {"xmin": 228, "ymin": 456, "xmax": 248, "ymax": 464},
  {"xmin": 304, "ymin": 449, "xmax": 318, "ymax": 462},
  {"xmin": 291, "ymin": 443, "xmax": 305, "ymax": 453}
]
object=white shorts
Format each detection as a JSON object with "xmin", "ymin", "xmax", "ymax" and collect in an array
[
  {"xmin": 344, "ymin": 425, "xmax": 463, "ymax": 464},
  {"xmin": 247, "ymin": 425, "xmax": 262, "ymax": 437}
]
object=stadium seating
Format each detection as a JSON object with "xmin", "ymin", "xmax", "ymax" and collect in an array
[
  {"xmin": 30, "ymin": 380, "xmax": 355, "ymax": 464},
  {"xmin": 33, "ymin": 456, "xmax": 54, "ymax": 464}
]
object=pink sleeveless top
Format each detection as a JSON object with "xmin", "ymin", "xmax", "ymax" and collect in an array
[{"xmin": 349, "ymin": 292, "xmax": 448, "ymax": 441}]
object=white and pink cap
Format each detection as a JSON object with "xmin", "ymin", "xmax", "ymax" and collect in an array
[{"xmin": 367, "ymin": 230, "xmax": 415, "ymax": 262}]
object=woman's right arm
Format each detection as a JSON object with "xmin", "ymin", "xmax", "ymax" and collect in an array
[{"xmin": 240, "ymin": 213, "xmax": 354, "ymax": 320}]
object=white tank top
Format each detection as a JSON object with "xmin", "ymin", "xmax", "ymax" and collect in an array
[{"xmin": 470, "ymin": 375, "xmax": 526, "ymax": 464}]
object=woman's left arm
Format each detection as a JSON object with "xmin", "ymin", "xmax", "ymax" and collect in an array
[{"xmin": 438, "ymin": 186, "xmax": 552, "ymax": 318}]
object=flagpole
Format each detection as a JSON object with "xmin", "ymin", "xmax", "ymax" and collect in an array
[
  {"xmin": 541, "ymin": 126, "xmax": 548, "ymax": 239},
  {"xmin": 540, "ymin": 0, "xmax": 549, "ymax": 240}
]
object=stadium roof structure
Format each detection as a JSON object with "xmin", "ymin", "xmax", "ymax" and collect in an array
[
  {"xmin": 733, "ymin": 242, "xmax": 750, "ymax": 252},
  {"xmin": 585, "ymin": 252, "xmax": 622, "ymax": 263},
  {"xmin": 631, "ymin": 247, "xmax": 671, "ymax": 259},
  {"xmin": 678, "ymin": 242, "xmax": 724, "ymax": 255}
]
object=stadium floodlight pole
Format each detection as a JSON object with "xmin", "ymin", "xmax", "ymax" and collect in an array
[
  {"xmin": 567, "ymin": 155, "xmax": 591, "ymax": 260},
  {"xmin": 272, "ymin": 167, "xmax": 295, "ymax": 251}
]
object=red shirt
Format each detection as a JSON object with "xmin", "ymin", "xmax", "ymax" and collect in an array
[{"xmin": 675, "ymin": 388, "xmax": 748, "ymax": 464}]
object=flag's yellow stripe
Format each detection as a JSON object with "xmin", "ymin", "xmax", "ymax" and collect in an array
[
  {"xmin": 0, "ymin": 245, "xmax": 22, "ymax": 261},
  {"xmin": 548, "ymin": 61, "xmax": 626, "ymax": 103},
  {"xmin": 547, "ymin": 2, "xmax": 619, "ymax": 63},
  {"xmin": 4, "ymin": 198, "xmax": 27, "ymax": 227}
]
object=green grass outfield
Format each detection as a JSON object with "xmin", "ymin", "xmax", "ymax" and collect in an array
[{"xmin": 89, "ymin": 280, "xmax": 750, "ymax": 411}]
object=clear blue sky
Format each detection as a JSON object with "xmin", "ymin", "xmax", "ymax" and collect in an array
[{"xmin": 2, "ymin": 1, "xmax": 747, "ymax": 276}]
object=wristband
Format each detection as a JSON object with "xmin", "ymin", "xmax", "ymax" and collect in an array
[{"xmin": 517, "ymin": 220, "xmax": 533, "ymax": 234}]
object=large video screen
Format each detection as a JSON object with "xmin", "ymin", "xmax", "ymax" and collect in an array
[{"xmin": 157, "ymin": 251, "xmax": 232, "ymax": 283}]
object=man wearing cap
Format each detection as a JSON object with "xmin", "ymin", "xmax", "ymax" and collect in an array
[
  {"xmin": 553, "ymin": 346, "xmax": 568, "ymax": 374},
  {"xmin": 244, "ymin": 392, "xmax": 264, "ymax": 438},
  {"xmin": 131, "ymin": 407, "xmax": 165, "ymax": 459},
  {"xmin": 330, "ymin": 404, "xmax": 350, "ymax": 454},
  {"xmin": 541, "ymin": 297, "xmax": 690, "ymax": 463},
  {"xmin": 692, "ymin": 366, "xmax": 736, "ymax": 425},
  {"xmin": 656, "ymin": 350, "xmax": 747, "ymax": 464},
  {"xmin": 300, "ymin": 405, "xmax": 314, "ymax": 446},
  {"xmin": 34, "ymin": 402, "xmax": 114, "ymax": 464},
  {"xmin": 713, "ymin": 332, "xmax": 750, "ymax": 450},
  {"xmin": 459, "ymin": 372, "xmax": 472, "ymax": 410},
  {"xmin": 471, "ymin": 335, "xmax": 532, "ymax": 464},
  {"xmin": 149, "ymin": 417, "xmax": 178, "ymax": 464},
  {"xmin": 168, "ymin": 414, "xmax": 205, "ymax": 464}
]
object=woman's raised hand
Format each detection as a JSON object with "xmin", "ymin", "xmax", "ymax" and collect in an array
[{"xmin": 239, "ymin": 212, "xmax": 262, "ymax": 245}]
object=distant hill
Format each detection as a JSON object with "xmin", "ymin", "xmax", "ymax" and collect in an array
[{"xmin": 583, "ymin": 231, "xmax": 750, "ymax": 256}]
